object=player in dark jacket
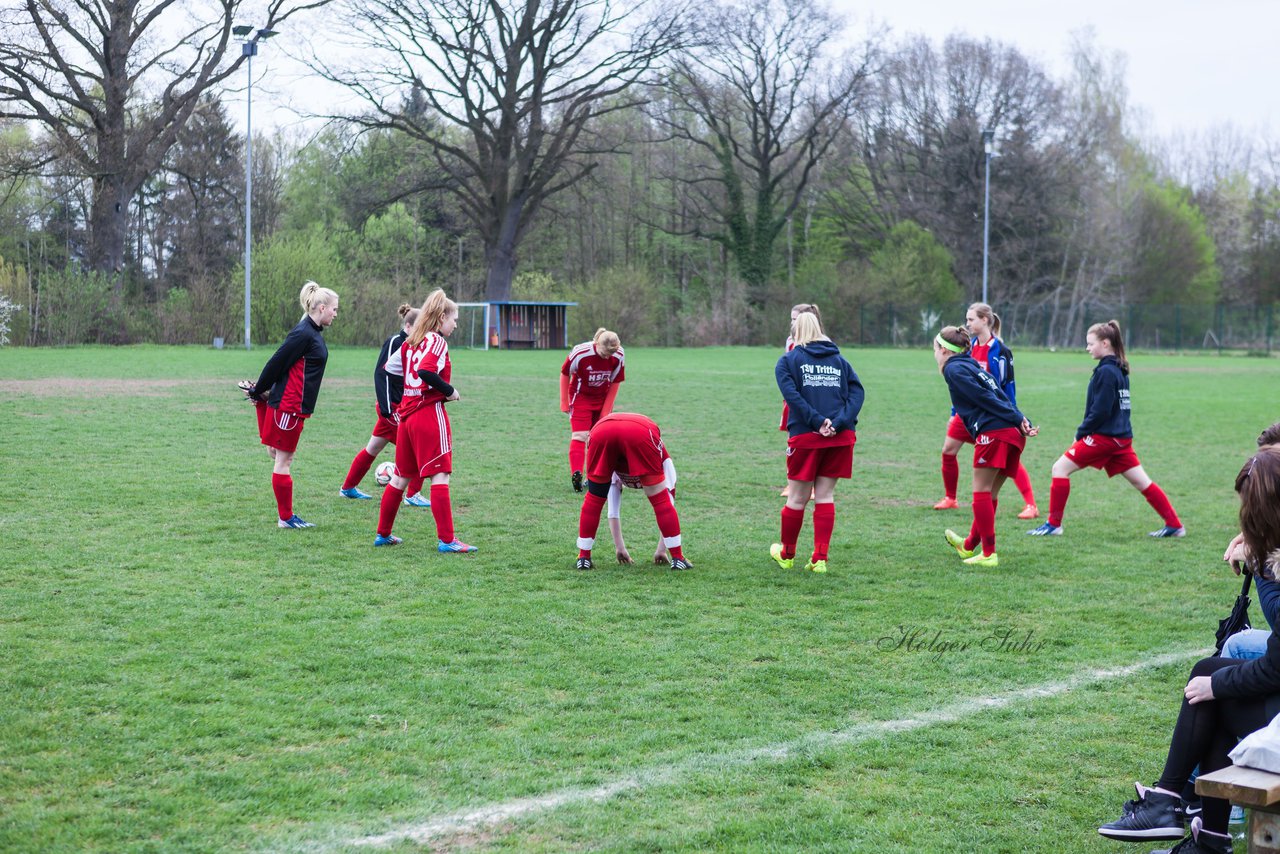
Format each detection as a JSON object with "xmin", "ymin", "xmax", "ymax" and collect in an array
[
  {"xmin": 239, "ymin": 280, "xmax": 338, "ymax": 528},
  {"xmin": 338, "ymin": 303, "xmax": 430, "ymax": 507},
  {"xmin": 1027, "ymin": 320, "xmax": 1184, "ymax": 538},
  {"xmin": 769, "ymin": 312, "xmax": 865, "ymax": 574},
  {"xmin": 1096, "ymin": 446, "xmax": 1280, "ymax": 852},
  {"xmin": 934, "ymin": 325, "xmax": 1037, "ymax": 568}
]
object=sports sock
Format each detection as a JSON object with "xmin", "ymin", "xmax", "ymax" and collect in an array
[
  {"xmin": 972, "ymin": 490, "xmax": 996, "ymax": 556},
  {"xmin": 1142, "ymin": 483, "xmax": 1182, "ymax": 528},
  {"xmin": 272, "ymin": 472, "xmax": 293, "ymax": 520},
  {"xmin": 780, "ymin": 505, "xmax": 805, "ymax": 559},
  {"xmin": 811, "ymin": 502, "xmax": 834, "ymax": 562},
  {"xmin": 407, "ymin": 476, "xmax": 425, "ymax": 497},
  {"xmin": 1013, "ymin": 464, "xmax": 1036, "ymax": 505},
  {"xmin": 342, "ymin": 449, "xmax": 376, "ymax": 490},
  {"xmin": 1048, "ymin": 477, "xmax": 1071, "ymax": 527},
  {"xmin": 577, "ymin": 491, "xmax": 606, "ymax": 558},
  {"xmin": 964, "ymin": 512, "xmax": 980, "ymax": 552},
  {"xmin": 430, "ymin": 484, "xmax": 454, "ymax": 543},
  {"xmin": 569, "ymin": 439, "xmax": 586, "ymax": 473},
  {"xmin": 648, "ymin": 490, "xmax": 684, "ymax": 561},
  {"xmin": 376, "ymin": 485, "xmax": 405, "ymax": 537},
  {"xmin": 941, "ymin": 453, "xmax": 959, "ymax": 500}
]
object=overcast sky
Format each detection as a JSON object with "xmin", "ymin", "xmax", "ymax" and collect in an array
[{"xmin": 236, "ymin": 0, "xmax": 1277, "ymax": 140}]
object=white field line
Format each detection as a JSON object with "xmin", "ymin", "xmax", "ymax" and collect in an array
[{"xmin": 326, "ymin": 647, "xmax": 1205, "ymax": 850}]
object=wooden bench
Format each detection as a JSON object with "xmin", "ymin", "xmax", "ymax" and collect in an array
[
  {"xmin": 1197, "ymin": 764, "xmax": 1280, "ymax": 852},
  {"xmin": 503, "ymin": 334, "xmax": 537, "ymax": 349}
]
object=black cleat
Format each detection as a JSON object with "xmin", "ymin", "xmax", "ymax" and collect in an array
[
  {"xmin": 575, "ymin": 557, "xmax": 594, "ymax": 570},
  {"xmin": 669, "ymin": 556, "xmax": 693, "ymax": 571},
  {"xmin": 572, "ymin": 470, "xmax": 584, "ymax": 493}
]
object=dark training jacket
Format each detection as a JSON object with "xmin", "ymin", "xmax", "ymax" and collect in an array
[
  {"xmin": 1076, "ymin": 355, "xmax": 1132, "ymax": 440},
  {"xmin": 374, "ymin": 330, "xmax": 408, "ymax": 418},
  {"xmin": 254, "ymin": 315, "xmax": 329, "ymax": 415},
  {"xmin": 941, "ymin": 352, "xmax": 1025, "ymax": 438},
  {"xmin": 775, "ymin": 339, "xmax": 865, "ymax": 437}
]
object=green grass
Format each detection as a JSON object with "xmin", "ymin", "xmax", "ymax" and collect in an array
[{"xmin": 0, "ymin": 344, "xmax": 1273, "ymax": 852}]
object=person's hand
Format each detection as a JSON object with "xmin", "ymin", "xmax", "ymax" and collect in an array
[
  {"xmin": 653, "ymin": 547, "xmax": 670, "ymax": 566},
  {"xmin": 1225, "ymin": 532, "xmax": 1248, "ymax": 574},
  {"xmin": 615, "ymin": 547, "xmax": 633, "ymax": 565},
  {"xmin": 447, "ymin": 390, "xmax": 460, "ymax": 401},
  {"xmin": 818, "ymin": 418, "xmax": 835, "ymax": 437},
  {"xmin": 1020, "ymin": 418, "xmax": 1039, "ymax": 437},
  {"xmin": 1185, "ymin": 675, "xmax": 1215, "ymax": 705},
  {"xmin": 237, "ymin": 379, "xmax": 258, "ymax": 401}
]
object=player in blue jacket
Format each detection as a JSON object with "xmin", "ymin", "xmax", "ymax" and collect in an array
[
  {"xmin": 770, "ymin": 312, "xmax": 865, "ymax": 574},
  {"xmin": 1027, "ymin": 319, "xmax": 1184, "ymax": 537},
  {"xmin": 934, "ymin": 325, "xmax": 1038, "ymax": 568}
]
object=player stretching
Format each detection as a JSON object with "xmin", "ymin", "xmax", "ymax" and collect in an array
[
  {"xmin": 372, "ymin": 289, "xmax": 477, "ymax": 552},
  {"xmin": 240, "ymin": 280, "xmax": 338, "ymax": 529},
  {"xmin": 561, "ymin": 328, "xmax": 624, "ymax": 493},
  {"xmin": 934, "ymin": 302, "xmax": 1038, "ymax": 519},
  {"xmin": 770, "ymin": 312, "xmax": 864, "ymax": 574},
  {"xmin": 574, "ymin": 413, "xmax": 690, "ymax": 571},
  {"xmin": 935, "ymin": 325, "xmax": 1039, "ymax": 568},
  {"xmin": 338, "ymin": 303, "xmax": 429, "ymax": 507},
  {"xmin": 1027, "ymin": 320, "xmax": 1184, "ymax": 538}
]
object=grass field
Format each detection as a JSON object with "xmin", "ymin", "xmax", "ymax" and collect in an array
[{"xmin": 1, "ymin": 343, "xmax": 1275, "ymax": 853}]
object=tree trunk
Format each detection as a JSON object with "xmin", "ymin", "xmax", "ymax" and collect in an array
[{"xmin": 484, "ymin": 198, "xmax": 525, "ymax": 302}]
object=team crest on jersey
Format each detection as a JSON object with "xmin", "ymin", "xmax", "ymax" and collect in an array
[
  {"xmin": 786, "ymin": 447, "xmax": 795, "ymax": 456},
  {"xmin": 1083, "ymin": 435, "xmax": 1096, "ymax": 446},
  {"xmin": 975, "ymin": 433, "xmax": 993, "ymax": 445}
]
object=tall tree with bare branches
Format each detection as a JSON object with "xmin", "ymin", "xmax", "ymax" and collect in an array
[
  {"xmin": 0, "ymin": 0, "xmax": 327, "ymax": 276},
  {"xmin": 312, "ymin": 0, "xmax": 683, "ymax": 302}
]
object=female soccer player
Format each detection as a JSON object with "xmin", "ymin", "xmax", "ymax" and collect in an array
[
  {"xmin": 778, "ymin": 304, "xmax": 822, "ymax": 495},
  {"xmin": 1026, "ymin": 320, "xmax": 1184, "ymax": 538},
  {"xmin": 561, "ymin": 328, "xmax": 624, "ymax": 492},
  {"xmin": 240, "ymin": 280, "xmax": 338, "ymax": 529},
  {"xmin": 1094, "ymin": 446, "xmax": 1280, "ymax": 853},
  {"xmin": 934, "ymin": 302, "xmax": 1038, "ymax": 519},
  {"xmin": 769, "ymin": 312, "xmax": 864, "ymax": 574},
  {"xmin": 339, "ymin": 303, "xmax": 429, "ymax": 507},
  {"xmin": 934, "ymin": 325, "xmax": 1038, "ymax": 568},
  {"xmin": 372, "ymin": 289, "xmax": 477, "ymax": 552},
  {"xmin": 575, "ymin": 412, "xmax": 690, "ymax": 570}
]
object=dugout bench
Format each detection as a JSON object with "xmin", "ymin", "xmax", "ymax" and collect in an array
[{"xmin": 1197, "ymin": 765, "xmax": 1280, "ymax": 852}]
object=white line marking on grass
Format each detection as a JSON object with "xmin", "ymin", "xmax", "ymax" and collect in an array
[{"xmin": 338, "ymin": 647, "xmax": 1205, "ymax": 850}]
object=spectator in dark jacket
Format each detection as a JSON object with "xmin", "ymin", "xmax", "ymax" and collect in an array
[
  {"xmin": 769, "ymin": 312, "xmax": 864, "ymax": 574},
  {"xmin": 1098, "ymin": 445, "xmax": 1280, "ymax": 853}
]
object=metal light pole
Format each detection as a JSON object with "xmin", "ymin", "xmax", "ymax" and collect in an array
[
  {"xmin": 234, "ymin": 25, "xmax": 278, "ymax": 349},
  {"xmin": 981, "ymin": 127, "xmax": 995, "ymax": 305}
]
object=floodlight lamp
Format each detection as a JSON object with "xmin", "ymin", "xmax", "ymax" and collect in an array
[
  {"xmin": 258, "ymin": 29, "xmax": 279, "ymax": 39},
  {"xmin": 232, "ymin": 24, "xmax": 253, "ymax": 36}
]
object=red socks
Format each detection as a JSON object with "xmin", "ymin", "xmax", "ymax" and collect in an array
[
  {"xmin": 1048, "ymin": 477, "xmax": 1071, "ymax": 527},
  {"xmin": 342, "ymin": 449, "xmax": 376, "ymax": 490},
  {"xmin": 271, "ymin": 473, "xmax": 292, "ymax": 520},
  {"xmin": 577, "ymin": 491, "xmax": 607, "ymax": 558},
  {"xmin": 1142, "ymin": 483, "xmax": 1182, "ymax": 528},
  {"xmin": 407, "ymin": 476, "xmax": 425, "ymax": 496},
  {"xmin": 1013, "ymin": 464, "xmax": 1036, "ymax": 505},
  {"xmin": 971, "ymin": 491, "xmax": 996, "ymax": 556},
  {"xmin": 377, "ymin": 485, "xmax": 405, "ymax": 537},
  {"xmin": 430, "ymin": 484, "xmax": 454, "ymax": 543},
  {"xmin": 941, "ymin": 453, "xmax": 959, "ymax": 500},
  {"xmin": 811, "ymin": 503, "xmax": 834, "ymax": 562},
  {"xmin": 779, "ymin": 505, "xmax": 805, "ymax": 559},
  {"xmin": 569, "ymin": 440, "xmax": 586, "ymax": 474},
  {"xmin": 647, "ymin": 490, "xmax": 684, "ymax": 560}
]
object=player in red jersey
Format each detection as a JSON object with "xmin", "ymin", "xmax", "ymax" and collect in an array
[
  {"xmin": 934, "ymin": 302, "xmax": 1039, "ymax": 519},
  {"xmin": 1027, "ymin": 320, "xmax": 1184, "ymax": 538},
  {"xmin": 771, "ymin": 312, "xmax": 864, "ymax": 574},
  {"xmin": 371, "ymin": 289, "xmax": 477, "ymax": 552},
  {"xmin": 561, "ymin": 328, "xmax": 624, "ymax": 493},
  {"xmin": 338, "ymin": 303, "xmax": 429, "ymax": 507},
  {"xmin": 575, "ymin": 412, "xmax": 691, "ymax": 570},
  {"xmin": 239, "ymin": 281, "xmax": 338, "ymax": 529}
]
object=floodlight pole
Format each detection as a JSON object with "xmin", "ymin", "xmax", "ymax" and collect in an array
[
  {"xmin": 238, "ymin": 26, "xmax": 277, "ymax": 350},
  {"xmin": 981, "ymin": 127, "xmax": 995, "ymax": 306}
]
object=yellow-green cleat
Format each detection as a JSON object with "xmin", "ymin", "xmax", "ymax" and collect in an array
[
  {"xmin": 804, "ymin": 559, "xmax": 828, "ymax": 573},
  {"xmin": 944, "ymin": 528, "xmax": 976, "ymax": 559},
  {"xmin": 769, "ymin": 543, "xmax": 794, "ymax": 570},
  {"xmin": 962, "ymin": 551, "xmax": 998, "ymax": 568}
]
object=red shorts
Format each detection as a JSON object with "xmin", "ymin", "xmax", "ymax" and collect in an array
[
  {"xmin": 395, "ymin": 402, "xmax": 453, "ymax": 478},
  {"xmin": 1065, "ymin": 434, "xmax": 1142, "ymax": 477},
  {"xmin": 972, "ymin": 427, "xmax": 1025, "ymax": 475},
  {"xmin": 257, "ymin": 401, "xmax": 306, "ymax": 453},
  {"xmin": 371, "ymin": 406, "xmax": 398, "ymax": 442},
  {"xmin": 786, "ymin": 443, "xmax": 854, "ymax": 481},
  {"xmin": 586, "ymin": 413, "xmax": 666, "ymax": 486},
  {"xmin": 570, "ymin": 405, "xmax": 606, "ymax": 433},
  {"xmin": 946, "ymin": 414, "xmax": 974, "ymax": 444}
]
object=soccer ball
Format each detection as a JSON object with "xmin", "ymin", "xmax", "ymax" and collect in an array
[{"xmin": 374, "ymin": 461, "xmax": 398, "ymax": 486}]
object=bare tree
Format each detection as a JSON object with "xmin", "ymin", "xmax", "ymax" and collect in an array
[
  {"xmin": 657, "ymin": 0, "xmax": 875, "ymax": 304},
  {"xmin": 0, "ymin": 0, "xmax": 327, "ymax": 277},
  {"xmin": 313, "ymin": 0, "xmax": 683, "ymax": 302}
]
